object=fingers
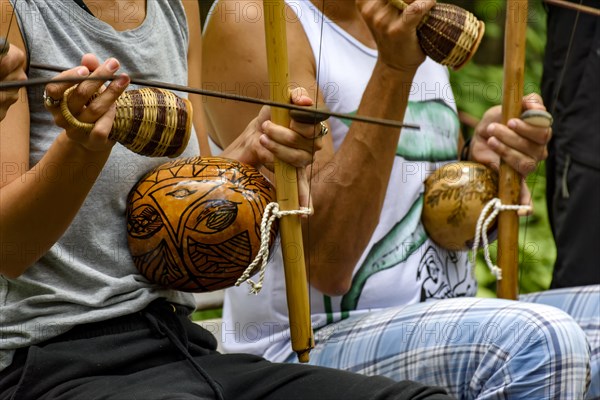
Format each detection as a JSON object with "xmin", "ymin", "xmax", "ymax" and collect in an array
[
  {"xmin": 288, "ymin": 87, "xmax": 326, "ymax": 143},
  {"xmin": 86, "ymin": 102, "xmax": 119, "ymax": 148},
  {"xmin": 0, "ymin": 43, "xmax": 26, "ymax": 80},
  {"xmin": 45, "ymin": 56, "xmax": 130, "ymax": 119},
  {"xmin": 509, "ymin": 117, "xmax": 552, "ymax": 146},
  {"xmin": 80, "ymin": 53, "xmax": 102, "ymax": 72},
  {"xmin": 296, "ymin": 167, "xmax": 313, "ymax": 211},
  {"xmin": 259, "ymin": 120, "xmax": 321, "ymax": 168},
  {"xmin": 519, "ymin": 93, "xmax": 553, "ymax": 144},
  {"xmin": 475, "ymin": 93, "xmax": 552, "ymax": 177},
  {"xmin": 359, "ymin": 0, "xmax": 432, "ymax": 37},
  {"xmin": 44, "ymin": 66, "xmax": 91, "ymax": 110},
  {"xmin": 358, "ymin": 0, "xmax": 434, "ymax": 71},
  {"xmin": 396, "ymin": 0, "xmax": 436, "ymax": 27},
  {"xmin": 67, "ymin": 58, "xmax": 122, "ymax": 117},
  {"xmin": 249, "ymin": 87, "xmax": 322, "ymax": 210},
  {"xmin": 484, "ymin": 113, "xmax": 551, "ymax": 174},
  {"xmin": 256, "ymin": 87, "xmax": 324, "ymax": 163},
  {"xmin": 0, "ymin": 43, "xmax": 27, "ymax": 120},
  {"xmin": 43, "ymin": 53, "xmax": 102, "ymax": 107},
  {"xmin": 43, "ymin": 55, "xmax": 130, "ymax": 153},
  {"xmin": 484, "ymin": 123, "xmax": 543, "ymax": 176},
  {"xmin": 289, "ymin": 87, "xmax": 314, "ymax": 108},
  {"xmin": 521, "ymin": 93, "xmax": 545, "ymax": 112},
  {"xmin": 518, "ymin": 180, "xmax": 533, "ymax": 217}
]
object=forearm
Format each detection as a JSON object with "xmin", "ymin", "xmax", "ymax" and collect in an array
[
  {"xmin": 0, "ymin": 132, "xmax": 110, "ymax": 277},
  {"xmin": 306, "ymin": 62, "xmax": 416, "ymax": 295}
]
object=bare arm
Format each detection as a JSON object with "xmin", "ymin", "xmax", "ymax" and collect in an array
[
  {"xmin": 0, "ymin": 1, "xmax": 129, "ymax": 277},
  {"xmin": 0, "ymin": 39, "xmax": 26, "ymax": 121},
  {"xmin": 203, "ymin": 0, "xmax": 433, "ymax": 295},
  {"xmin": 182, "ymin": 0, "xmax": 212, "ymax": 156}
]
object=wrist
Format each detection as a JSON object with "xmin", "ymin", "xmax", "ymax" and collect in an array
[
  {"xmin": 374, "ymin": 60, "xmax": 419, "ymax": 84},
  {"xmin": 57, "ymin": 131, "xmax": 112, "ymax": 162},
  {"xmin": 220, "ymin": 128, "xmax": 258, "ymax": 167}
]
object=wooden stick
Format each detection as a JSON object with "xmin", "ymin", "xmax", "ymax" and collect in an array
[
  {"xmin": 12, "ymin": 62, "xmax": 420, "ymax": 131},
  {"xmin": 263, "ymin": 0, "xmax": 314, "ymax": 362},
  {"xmin": 496, "ymin": 0, "xmax": 529, "ymax": 300},
  {"xmin": 544, "ymin": 0, "xmax": 600, "ymax": 17}
]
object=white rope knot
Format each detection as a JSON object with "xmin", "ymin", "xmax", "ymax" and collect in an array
[
  {"xmin": 235, "ymin": 202, "xmax": 312, "ymax": 294},
  {"xmin": 471, "ymin": 198, "xmax": 532, "ymax": 280}
]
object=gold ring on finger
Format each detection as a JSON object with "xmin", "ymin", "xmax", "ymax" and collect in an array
[
  {"xmin": 317, "ymin": 121, "xmax": 328, "ymax": 138},
  {"xmin": 43, "ymin": 89, "xmax": 61, "ymax": 108}
]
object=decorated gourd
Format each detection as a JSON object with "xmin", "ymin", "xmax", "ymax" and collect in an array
[
  {"xmin": 422, "ymin": 162, "xmax": 498, "ymax": 250},
  {"xmin": 126, "ymin": 156, "xmax": 277, "ymax": 292}
]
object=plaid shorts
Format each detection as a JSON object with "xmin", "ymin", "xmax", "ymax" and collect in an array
[{"xmin": 292, "ymin": 285, "xmax": 599, "ymax": 400}]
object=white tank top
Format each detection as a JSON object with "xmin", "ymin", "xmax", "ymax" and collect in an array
[{"xmin": 219, "ymin": 0, "xmax": 476, "ymax": 361}]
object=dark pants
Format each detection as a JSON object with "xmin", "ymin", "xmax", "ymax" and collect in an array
[
  {"xmin": 0, "ymin": 299, "xmax": 452, "ymax": 400},
  {"xmin": 546, "ymin": 150, "xmax": 600, "ymax": 288}
]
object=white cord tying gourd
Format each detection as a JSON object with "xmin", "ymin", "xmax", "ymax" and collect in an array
[
  {"xmin": 471, "ymin": 198, "xmax": 532, "ymax": 279},
  {"xmin": 235, "ymin": 202, "xmax": 312, "ymax": 294}
]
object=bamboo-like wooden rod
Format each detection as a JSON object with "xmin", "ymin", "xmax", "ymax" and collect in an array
[
  {"xmin": 263, "ymin": 0, "xmax": 314, "ymax": 362},
  {"xmin": 544, "ymin": 0, "xmax": 600, "ymax": 17},
  {"xmin": 497, "ymin": 0, "xmax": 529, "ymax": 300}
]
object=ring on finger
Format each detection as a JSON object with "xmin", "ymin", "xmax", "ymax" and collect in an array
[
  {"xmin": 43, "ymin": 89, "xmax": 61, "ymax": 108},
  {"xmin": 317, "ymin": 121, "xmax": 328, "ymax": 138}
]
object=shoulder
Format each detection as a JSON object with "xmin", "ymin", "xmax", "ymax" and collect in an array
[
  {"xmin": 181, "ymin": 0, "xmax": 200, "ymax": 24},
  {"xmin": 203, "ymin": 0, "xmax": 309, "ymax": 46},
  {"xmin": 203, "ymin": 0, "xmax": 266, "ymax": 45},
  {"xmin": 202, "ymin": 0, "xmax": 315, "ymax": 90}
]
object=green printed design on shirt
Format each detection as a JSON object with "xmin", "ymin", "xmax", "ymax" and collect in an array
[
  {"xmin": 340, "ymin": 196, "xmax": 427, "ymax": 315},
  {"xmin": 397, "ymin": 100, "xmax": 459, "ymax": 161},
  {"xmin": 340, "ymin": 100, "xmax": 459, "ymax": 162},
  {"xmin": 330, "ymin": 100, "xmax": 456, "ymax": 319}
]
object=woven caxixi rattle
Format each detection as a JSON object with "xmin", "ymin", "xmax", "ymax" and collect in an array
[
  {"xmin": 61, "ymin": 86, "xmax": 192, "ymax": 158},
  {"xmin": 388, "ymin": 0, "xmax": 485, "ymax": 70}
]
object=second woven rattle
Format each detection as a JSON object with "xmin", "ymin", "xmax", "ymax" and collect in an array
[
  {"xmin": 61, "ymin": 86, "xmax": 192, "ymax": 158},
  {"xmin": 388, "ymin": 0, "xmax": 485, "ymax": 70}
]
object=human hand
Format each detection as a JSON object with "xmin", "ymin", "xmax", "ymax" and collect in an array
[
  {"xmin": 0, "ymin": 38, "xmax": 27, "ymax": 121},
  {"xmin": 471, "ymin": 93, "xmax": 552, "ymax": 214},
  {"xmin": 43, "ymin": 54, "xmax": 130, "ymax": 153},
  {"xmin": 357, "ymin": 0, "xmax": 435, "ymax": 73},
  {"xmin": 222, "ymin": 87, "xmax": 324, "ymax": 209},
  {"xmin": 471, "ymin": 93, "xmax": 551, "ymax": 176}
]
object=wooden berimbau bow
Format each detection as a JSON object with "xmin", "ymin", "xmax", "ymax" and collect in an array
[
  {"xmin": 262, "ymin": 0, "xmax": 314, "ymax": 363},
  {"xmin": 496, "ymin": 0, "xmax": 529, "ymax": 300}
]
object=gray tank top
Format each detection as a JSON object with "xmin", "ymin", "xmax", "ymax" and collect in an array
[{"xmin": 1, "ymin": 0, "xmax": 199, "ymax": 371}]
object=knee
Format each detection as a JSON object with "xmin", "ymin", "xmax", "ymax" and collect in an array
[
  {"xmin": 474, "ymin": 302, "xmax": 592, "ymax": 398},
  {"xmin": 502, "ymin": 303, "xmax": 590, "ymax": 355},
  {"xmin": 495, "ymin": 302, "xmax": 591, "ymax": 382}
]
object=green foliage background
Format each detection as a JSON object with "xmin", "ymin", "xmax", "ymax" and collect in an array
[{"xmin": 449, "ymin": 0, "xmax": 555, "ymax": 297}]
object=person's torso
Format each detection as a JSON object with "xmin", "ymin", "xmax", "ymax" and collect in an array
[
  {"xmin": 1, "ymin": 0, "xmax": 198, "ymax": 372},
  {"xmin": 222, "ymin": 0, "xmax": 475, "ymax": 362}
]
